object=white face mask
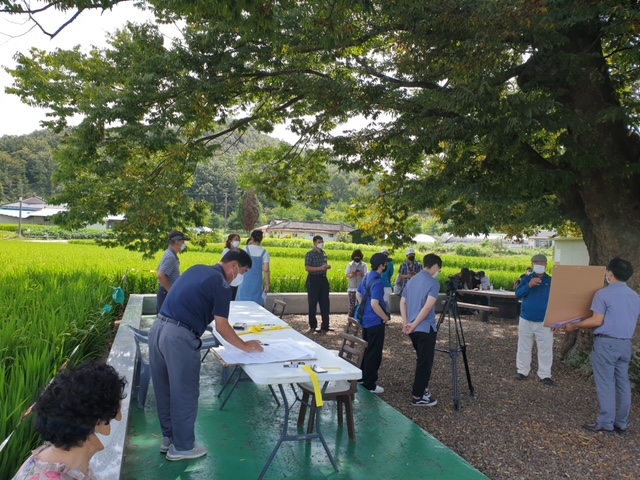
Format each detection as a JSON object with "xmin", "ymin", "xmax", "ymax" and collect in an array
[
  {"xmin": 316, "ymin": 242, "xmax": 324, "ymax": 250},
  {"xmin": 180, "ymin": 243, "xmax": 187, "ymax": 252},
  {"xmin": 95, "ymin": 417, "xmax": 121, "ymax": 450},
  {"xmin": 231, "ymin": 240, "xmax": 240, "ymax": 248},
  {"xmin": 230, "ymin": 265, "xmax": 244, "ymax": 286},
  {"xmin": 532, "ymin": 265, "xmax": 546, "ymax": 274},
  {"xmin": 605, "ymin": 271, "xmax": 612, "ymax": 284},
  {"xmin": 432, "ymin": 270, "xmax": 440, "ymax": 279}
]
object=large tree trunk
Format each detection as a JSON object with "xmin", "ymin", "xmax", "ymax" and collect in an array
[{"xmin": 549, "ymin": 23, "xmax": 640, "ymax": 363}]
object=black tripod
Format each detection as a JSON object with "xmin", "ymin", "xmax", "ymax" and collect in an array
[{"xmin": 435, "ymin": 289, "xmax": 476, "ymax": 410}]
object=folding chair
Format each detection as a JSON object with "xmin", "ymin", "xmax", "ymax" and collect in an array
[
  {"xmin": 297, "ymin": 333, "xmax": 367, "ymax": 441},
  {"xmin": 271, "ymin": 300, "xmax": 287, "ymax": 318}
]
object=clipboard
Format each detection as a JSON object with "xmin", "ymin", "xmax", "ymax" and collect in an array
[{"xmin": 543, "ymin": 265, "xmax": 605, "ymax": 327}]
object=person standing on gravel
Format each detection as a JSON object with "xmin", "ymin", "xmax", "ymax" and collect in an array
[
  {"xmin": 305, "ymin": 235, "xmax": 332, "ymax": 333},
  {"xmin": 515, "ymin": 253, "xmax": 554, "ymax": 385},
  {"xmin": 400, "ymin": 253, "xmax": 443, "ymax": 407},
  {"xmin": 564, "ymin": 257, "xmax": 640, "ymax": 435}
]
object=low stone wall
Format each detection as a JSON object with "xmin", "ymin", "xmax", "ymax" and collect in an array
[
  {"xmin": 91, "ymin": 294, "xmax": 149, "ymax": 480},
  {"xmin": 265, "ymin": 292, "xmax": 448, "ymax": 315}
]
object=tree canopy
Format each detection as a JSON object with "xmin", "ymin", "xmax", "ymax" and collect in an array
[{"xmin": 6, "ymin": 0, "xmax": 640, "ymax": 275}]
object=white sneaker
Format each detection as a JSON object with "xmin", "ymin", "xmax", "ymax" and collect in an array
[
  {"xmin": 160, "ymin": 436, "xmax": 172, "ymax": 454},
  {"xmin": 166, "ymin": 443, "xmax": 207, "ymax": 461},
  {"xmin": 369, "ymin": 385, "xmax": 384, "ymax": 394}
]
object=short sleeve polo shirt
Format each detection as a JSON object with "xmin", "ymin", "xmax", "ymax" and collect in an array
[{"xmin": 160, "ymin": 264, "xmax": 232, "ymax": 336}]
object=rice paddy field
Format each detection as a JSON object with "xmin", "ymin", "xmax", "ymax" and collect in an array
[{"xmin": 0, "ymin": 237, "xmax": 540, "ymax": 478}]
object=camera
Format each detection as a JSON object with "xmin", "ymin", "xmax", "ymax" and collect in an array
[{"xmin": 446, "ymin": 276, "xmax": 463, "ymax": 294}]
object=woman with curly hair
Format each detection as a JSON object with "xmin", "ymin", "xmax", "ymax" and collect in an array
[{"xmin": 12, "ymin": 361, "xmax": 127, "ymax": 480}]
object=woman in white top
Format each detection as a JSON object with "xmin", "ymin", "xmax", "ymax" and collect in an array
[{"xmin": 346, "ymin": 249, "xmax": 368, "ymax": 317}]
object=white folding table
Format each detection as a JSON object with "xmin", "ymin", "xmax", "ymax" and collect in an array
[{"xmin": 210, "ymin": 301, "xmax": 362, "ymax": 479}]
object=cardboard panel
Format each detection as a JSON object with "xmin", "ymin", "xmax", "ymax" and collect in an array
[{"xmin": 543, "ymin": 265, "xmax": 606, "ymax": 327}]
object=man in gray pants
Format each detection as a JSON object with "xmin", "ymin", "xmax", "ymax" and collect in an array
[
  {"xmin": 565, "ymin": 257, "xmax": 640, "ymax": 434},
  {"xmin": 149, "ymin": 249, "xmax": 263, "ymax": 461}
]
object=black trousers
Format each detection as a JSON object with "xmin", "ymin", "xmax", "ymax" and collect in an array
[
  {"xmin": 362, "ymin": 323, "xmax": 386, "ymax": 390},
  {"xmin": 156, "ymin": 286, "xmax": 168, "ymax": 314},
  {"xmin": 307, "ymin": 275, "xmax": 330, "ymax": 330},
  {"xmin": 410, "ymin": 329, "xmax": 438, "ymax": 397}
]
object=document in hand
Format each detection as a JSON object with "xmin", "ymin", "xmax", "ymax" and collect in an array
[{"xmin": 213, "ymin": 338, "xmax": 315, "ymax": 365}]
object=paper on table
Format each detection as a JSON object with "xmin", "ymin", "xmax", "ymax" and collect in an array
[{"xmin": 214, "ymin": 338, "xmax": 315, "ymax": 365}]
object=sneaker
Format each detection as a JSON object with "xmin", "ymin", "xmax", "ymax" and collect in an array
[
  {"xmin": 541, "ymin": 377, "xmax": 554, "ymax": 386},
  {"xmin": 582, "ymin": 422, "xmax": 614, "ymax": 435},
  {"xmin": 368, "ymin": 385, "xmax": 384, "ymax": 394},
  {"xmin": 160, "ymin": 436, "xmax": 172, "ymax": 454},
  {"xmin": 166, "ymin": 444, "xmax": 208, "ymax": 461},
  {"xmin": 614, "ymin": 426, "xmax": 628, "ymax": 435},
  {"xmin": 515, "ymin": 373, "xmax": 528, "ymax": 380},
  {"xmin": 412, "ymin": 392, "xmax": 438, "ymax": 407}
]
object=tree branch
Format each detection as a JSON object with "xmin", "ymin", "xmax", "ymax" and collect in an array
[
  {"xmin": 353, "ymin": 57, "xmax": 442, "ymax": 90},
  {"xmin": 193, "ymin": 95, "xmax": 305, "ymax": 144}
]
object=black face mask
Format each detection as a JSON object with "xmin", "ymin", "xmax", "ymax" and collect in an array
[
  {"xmin": 354, "ymin": 258, "xmax": 362, "ymax": 263},
  {"xmin": 381, "ymin": 264, "xmax": 388, "ymax": 273},
  {"xmin": 408, "ymin": 256, "xmax": 415, "ymax": 262}
]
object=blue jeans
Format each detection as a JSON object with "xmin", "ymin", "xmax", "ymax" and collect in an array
[{"xmin": 592, "ymin": 336, "xmax": 633, "ymax": 430}]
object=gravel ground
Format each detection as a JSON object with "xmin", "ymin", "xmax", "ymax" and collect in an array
[{"xmin": 283, "ymin": 312, "xmax": 639, "ymax": 480}]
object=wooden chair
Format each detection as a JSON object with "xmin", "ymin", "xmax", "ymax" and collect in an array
[
  {"xmin": 296, "ymin": 332, "xmax": 367, "ymax": 441},
  {"xmin": 345, "ymin": 317, "xmax": 363, "ymax": 337},
  {"xmin": 271, "ymin": 299, "xmax": 287, "ymax": 318}
]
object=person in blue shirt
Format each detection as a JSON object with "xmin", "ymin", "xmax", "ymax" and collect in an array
[
  {"xmin": 149, "ymin": 250, "xmax": 263, "ymax": 461},
  {"xmin": 515, "ymin": 253, "xmax": 554, "ymax": 385},
  {"xmin": 400, "ymin": 253, "xmax": 443, "ymax": 407},
  {"xmin": 564, "ymin": 257, "xmax": 640, "ymax": 434},
  {"xmin": 356, "ymin": 253, "xmax": 390, "ymax": 394}
]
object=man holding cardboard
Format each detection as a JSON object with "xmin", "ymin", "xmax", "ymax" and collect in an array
[
  {"xmin": 564, "ymin": 258, "xmax": 640, "ymax": 434},
  {"xmin": 515, "ymin": 253, "xmax": 554, "ymax": 385}
]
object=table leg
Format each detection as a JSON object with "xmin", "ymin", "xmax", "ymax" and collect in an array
[{"xmin": 258, "ymin": 384, "xmax": 339, "ymax": 479}]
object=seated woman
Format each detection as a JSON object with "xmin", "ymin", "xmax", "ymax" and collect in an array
[{"xmin": 12, "ymin": 361, "xmax": 126, "ymax": 480}]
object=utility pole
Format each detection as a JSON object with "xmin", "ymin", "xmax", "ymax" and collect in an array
[
  {"xmin": 223, "ymin": 192, "xmax": 228, "ymax": 233},
  {"xmin": 18, "ymin": 197, "xmax": 23, "ymax": 237}
]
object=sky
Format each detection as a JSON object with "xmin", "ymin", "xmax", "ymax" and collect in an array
[{"xmin": 0, "ymin": 2, "xmax": 298, "ymax": 142}]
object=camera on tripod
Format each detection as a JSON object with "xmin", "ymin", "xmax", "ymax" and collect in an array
[{"xmin": 446, "ymin": 276, "xmax": 464, "ymax": 294}]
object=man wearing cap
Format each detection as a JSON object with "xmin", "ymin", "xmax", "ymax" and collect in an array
[
  {"xmin": 156, "ymin": 230, "xmax": 191, "ymax": 313},
  {"xmin": 356, "ymin": 253, "xmax": 391, "ymax": 394},
  {"xmin": 305, "ymin": 235, "xmax": 332, "ymax": 332},
  {"xmin": 515, "ymin": 254, "xmax": 554, "ymax": 385},
  {"xmin": 395, "ymin": 249, "xmax": 423, "ymax": 295},
  {"xmin": 380, "ymin": 249, "xmax": 394, "ymax": 305}
]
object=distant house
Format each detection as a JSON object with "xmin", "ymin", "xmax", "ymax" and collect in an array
[
  {"xmin": 258, "ymin": 220, "xmax": 356, "ymax": 242},
  {"xmin": 527, "ymin": 230, "xmax": 556, "ymax": 248},
  {"xmin": 0, "ymin": 196, "xmax": 124, "ymax": 229},
  {"xmin": 0, "ymin": 196, "xmax": 65, "ymax": 225},
  {"xmin": 443, "ymin": 233, "xmax": 507, "ymax": 244}
]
